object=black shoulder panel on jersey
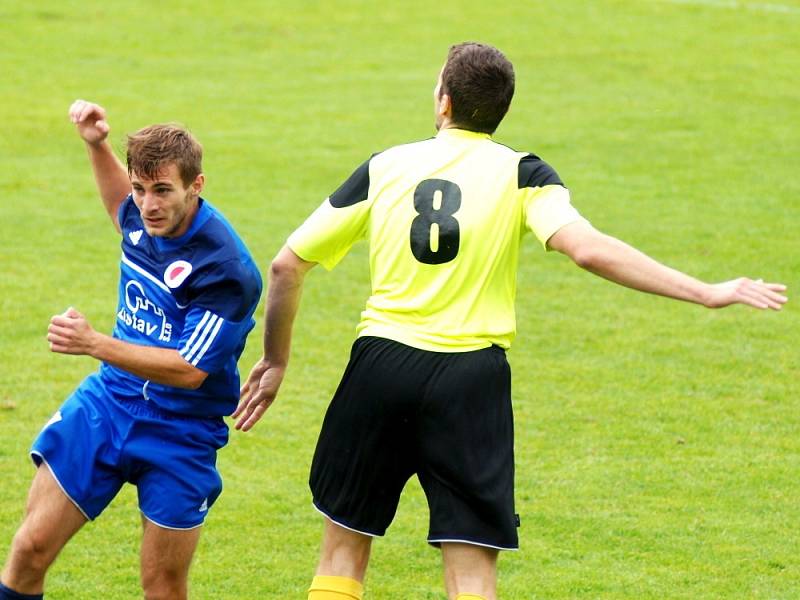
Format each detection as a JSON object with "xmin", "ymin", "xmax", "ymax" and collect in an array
[
  {"xmin": 329, "ymin": 157, "xmax": 373, "ymax": 208},
  {"xmin": 518, "ymin": 154, "xmax": 565, "ymax": 189}
]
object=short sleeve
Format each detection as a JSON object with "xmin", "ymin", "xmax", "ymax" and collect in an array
[
  {"xmin": 522, "ymin": 185, "xmax": 587, "ymax": 248},
  {"xmin": 517, "ymin": 154, "xmax": 586, "ymax": 249},
  {"xmin": 174, "ymin": 259, "xmax": 260, "ymax": 373},
  {"xmin": 287, "ymin": 159, "xmax": 373, "ymax": 270},
  {"xmin": 177, "ymin": 307, "xmax": 254, "ymax": 373}
]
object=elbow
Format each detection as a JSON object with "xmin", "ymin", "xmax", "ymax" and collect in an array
[
  {"xmin": 182, "ymin": 368, "xmax": 208, "ymax": 390},
  {"xmin": 185, "ymin": 376, "xmax": 206, "ymax": 390},
  {"xmin": 568, "ymin": 233, "xmax": 619, "ymax": 272},
  {"xmin": 570, "ymin": 245, "xmax": 605, "ymax": 271},
  {"xmin": 270, "ymin": 255, "xmax": 305, "ymax": 285},
  {"xmin": 269, "ymin": 258, "xmax": 291, "ymax": 279}
]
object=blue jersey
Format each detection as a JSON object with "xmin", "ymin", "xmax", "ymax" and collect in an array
[{"xmin": 100, "ymin": 196, "xmax": 262, "ymax": 417}]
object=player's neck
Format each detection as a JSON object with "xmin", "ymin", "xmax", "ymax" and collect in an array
[{"xmin": 438, "ymin": 117, "xmax": 456, "ymax": 131}]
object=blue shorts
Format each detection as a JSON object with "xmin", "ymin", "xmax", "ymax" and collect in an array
[{"xmin": 31, "ymin": 373, "xmax": 229, "ymax": 529}]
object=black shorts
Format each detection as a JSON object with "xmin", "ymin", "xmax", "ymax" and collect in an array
[{"xmin": 309, "ymin": 336, "xmax": 518, "ymax": 550}]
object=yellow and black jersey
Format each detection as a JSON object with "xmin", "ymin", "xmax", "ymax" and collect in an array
[{"xmin": 288, "ymin": 128, "xmax": 586, "ymax": 351}]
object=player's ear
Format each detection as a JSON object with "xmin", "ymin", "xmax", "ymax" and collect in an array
[
  {"xmin": 437, "ymin": 93, "xmax": 452, "ymax": 118},
  {"xmin": 191, "ymin": 173, "xmax": 205, "ymax": 196}
]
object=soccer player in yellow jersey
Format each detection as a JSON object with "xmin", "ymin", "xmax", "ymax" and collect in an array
[{"xmin": 235, "ymin": 43, "xmax": 787, "ymax": 600}]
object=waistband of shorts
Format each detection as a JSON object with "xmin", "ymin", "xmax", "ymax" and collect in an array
[
  {"xmin": 112, "ymin": 393, "xmax": 222, "ymax": 423},
  {"xmin": 355, "ymin": 335, "xmax": 506, "ymax": 356}
]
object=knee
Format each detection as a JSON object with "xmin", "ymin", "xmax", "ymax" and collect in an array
[
  {"xmin": 442, "ymin": 544, "xmax": 497, "ymax": 600},
  {"xmin": 141, "ymin": 569, "xmax": 187, "ymax": 600},
  {"xmin": 9, "ymin": 526, "xmax": 55, "ymax": 576},
  {"xmin": 319, "ymin": 537, "xmax": 371, "ymax": 579}
]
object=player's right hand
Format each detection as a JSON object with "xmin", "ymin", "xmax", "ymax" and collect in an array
[
  {"xmin": 68, "ymin": 99, "xmax": 110, "ymax": 145},
  {"xmin": 47, "ymin": 306, "xmax": 98, "ymax": 356},
  {"xmin": 234, "ymin": 357, "xmax": 286, "ymax": 432}
]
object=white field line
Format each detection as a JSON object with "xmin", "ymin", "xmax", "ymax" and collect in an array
[{"xmin": 660, "ymin": 0, "xmax": 800, "ymax": 15}]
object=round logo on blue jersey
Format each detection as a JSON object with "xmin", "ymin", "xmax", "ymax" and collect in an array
[{"xmin": 164, "ymin": 260, "xmax": 193, "ymax": 288}]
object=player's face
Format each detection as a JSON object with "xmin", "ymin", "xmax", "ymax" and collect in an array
[{"xmin": 131, "ymin": 163, "xmax": 204, "ymax": 239}]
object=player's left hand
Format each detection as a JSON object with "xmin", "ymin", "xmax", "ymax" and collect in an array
[
  {"xmin": 68, "ymin": 99, "xmax": 110, "ymax": 146},
  {"xmin": 704, "ymin": 278, "xmax": 787, "ymax": 310},
  {"xmin": 233, "ymin": 358, "xmax": 286, "ymax": 432},
  {"xmin": 47, "ymin": 307, "xmax": 98, "ymax": 355}
]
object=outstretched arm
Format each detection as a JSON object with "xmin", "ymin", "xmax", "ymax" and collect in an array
[
  {"xmin": 68, "ymin": 99, "xmax": 131, "ymax": 232},
  {"xmin": 48, "ymin": 307, "xmax": 207, "ymax": 389},
  {"xmin": 233, "ymin": 245, "xmax": 317, "ymax": 431},
  {"xmin": 547, "ymin": 221, "xmax": 787, "ymax": 310}
]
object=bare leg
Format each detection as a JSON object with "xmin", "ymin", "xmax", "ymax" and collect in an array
[
  {"xmin": 139, "ymin": 517, "xmax": 202, "ymax": 600},
  {"xmin": 441, "ymin": 542, "xmax": 498, "ymax": 600},
  {"xmin": 1, "ymin": 465, "xmax": 88, "ymax": 594},
  {"xmin": 315, "ymin": 518, "xmax": 372, "ymax": 581}
]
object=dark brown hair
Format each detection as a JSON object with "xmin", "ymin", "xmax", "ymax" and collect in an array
[
  {"xmin": 440, "ymin": 42, "xmax": 515, "ymax": 134},
  {"xmin": 126, "ymin": 124, "xmax": 203, "ymax": 186}
]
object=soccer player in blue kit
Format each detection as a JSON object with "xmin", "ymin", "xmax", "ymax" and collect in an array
[{"xmin": 0, "ymin": 100, "xmax": 262, "ymax": 600}]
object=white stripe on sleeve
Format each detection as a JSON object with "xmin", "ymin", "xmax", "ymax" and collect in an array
[
  {"xmin": 180, "ymin": 310, "xmax": 212, "ymax": 357},
  {"xmin": 183, "ymin": 314, "xmax": 219, "ymax": 363},
  {"xmin": 190, "ymin": 316, "xmax": 224, "ymax": 366}
]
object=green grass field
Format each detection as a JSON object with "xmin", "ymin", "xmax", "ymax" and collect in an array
[{"xmin": 1, "ymin": 1, "xmax": 798, "ymax": 598}]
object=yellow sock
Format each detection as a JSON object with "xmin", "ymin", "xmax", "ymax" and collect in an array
[
  {"xmin": 308, "ymin": 575, "xmax": 364, "ymax": 600},
  {"xmin": 456, "ymin": 595, "xmax": 487, "ymax": 600}
]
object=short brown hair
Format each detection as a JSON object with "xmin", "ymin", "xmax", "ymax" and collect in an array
[
  {"xmin": 440, "ymin": 42, "xmax": 515, "ymax": 134},
  {"xmin": 126, "ymin": 124, "xmax": 203, "ymax": 186}
]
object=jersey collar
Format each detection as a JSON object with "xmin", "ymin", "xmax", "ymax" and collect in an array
[{"xmin": 435, "ymin": 127, "xmax": 492, "ymax": 141}]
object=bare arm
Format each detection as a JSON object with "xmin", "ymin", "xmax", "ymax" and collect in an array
[
  {"xmin": 547, "ymin": 221, "xmax": 787, "ymax": 309},
  {"xmin": 48, "ymin": 307, "xmax": 207, "ymax": 389},
  {"xmin": 233, "ymin": 245, "xmax": 317, "ymax": 431},
  {"xmin": 68, "ymin": 100, "xmax": 131, "ymax": 232}
]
